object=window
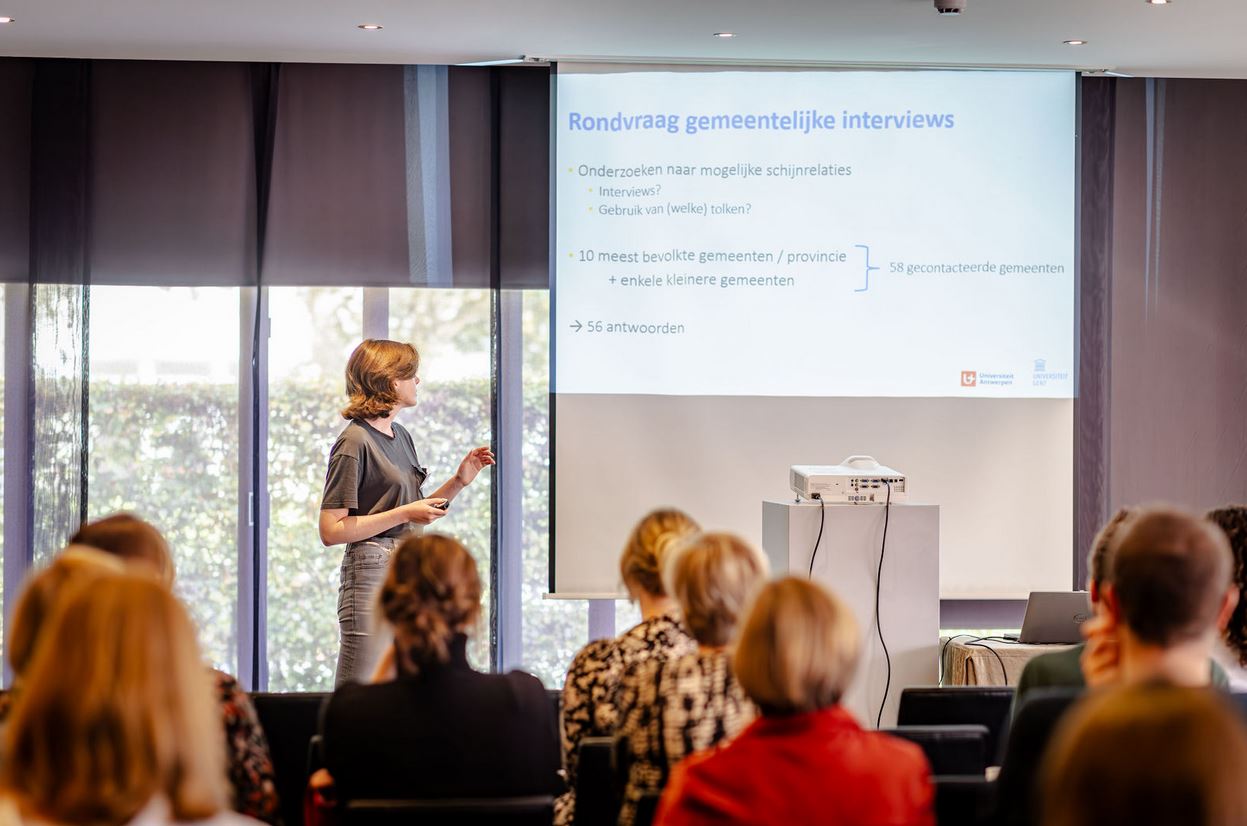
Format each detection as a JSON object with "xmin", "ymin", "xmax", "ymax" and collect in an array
[
  {"xmin": 12, "ymin": 282, "xmax": 601, "ymax": 691},
  {"xmin": 390, "ymin": 288, "xmax": 492, "ymax": 668},
  {"xmin": 517, "ymin": 290, "xmax": 587, "ymax": 684},
  {"xmin": 87, "ymin": 286, "xmax": 240, "ymax": 674},
  {"xmin": 266, "ymin": 287, "xmax": 363, "ymax": 691},
  {"xmin": 263, "ymin": 286, "xmax": 495, "ymax": 685}
]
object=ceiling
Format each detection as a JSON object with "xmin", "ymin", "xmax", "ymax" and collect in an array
[{"xmin": 0, "ymin": 0, "xmax": 1242, "ymax": 79}]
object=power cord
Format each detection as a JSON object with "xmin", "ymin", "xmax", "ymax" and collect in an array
[
  {"xmin": 875, "ymin": 481, "xmax": 893, "ymax": 729},
  {"xmin": 807, "ymin": 495, "xmax": 827, "ymax": 578},
  {"xmin": 939, "ymin": 634, "xmax": 982, "ymax": 684},
  {"xmin": 938, "ymin": 634, "xmax": 1012, "ymax": 685}
]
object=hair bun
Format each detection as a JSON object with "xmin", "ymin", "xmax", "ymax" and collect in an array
[{"xmin": 377, "ymin": 535, "xmax": 482, "ymax": 674}]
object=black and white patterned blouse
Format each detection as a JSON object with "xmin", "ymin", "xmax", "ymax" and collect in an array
[
  {"xmin": 556, "ymin": 614, "xmax": 696, "ymax": 826},
  {"xmin": 614, "ymin": 648, "xmax": 757, "ymax": 826}
]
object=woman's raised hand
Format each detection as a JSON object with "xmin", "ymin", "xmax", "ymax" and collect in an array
[{"xmin": 455, "ymin": 445, "xmax": 496, "ymax": 486}]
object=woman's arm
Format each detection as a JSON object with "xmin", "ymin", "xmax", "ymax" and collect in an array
[
  {"xmin": 427, "ymin": 445, "xmax": 495, "ymax": 502},
  {"xmin": 318, "ymin": 501, "xmax": 446, "ymax": 547}
]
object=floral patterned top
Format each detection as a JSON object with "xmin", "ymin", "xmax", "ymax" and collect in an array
[
  {"xmin": 555, "ymin": 614, "xmax": 696, "ymax": 826},
  {"xmin": 614, "ymin": 649, "xmax": 756, "ymax": 826},
  {"xmin": 213, "ymin": 670, "xmax": 282, "ymax": 824}
]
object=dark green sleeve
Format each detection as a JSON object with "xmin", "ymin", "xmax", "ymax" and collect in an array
[
  {"xmin": 1211, "ymin": 658, "xmax": 1230, "ymax": 690},
  {"xmin": 1012, "ymin": 660, "xmax": 1041, "ymax": 719}
]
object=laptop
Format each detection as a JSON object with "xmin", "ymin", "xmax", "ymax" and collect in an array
[{"xmin": 1016, "ymin": 591, "xmax": 1093, "ymax": 644}]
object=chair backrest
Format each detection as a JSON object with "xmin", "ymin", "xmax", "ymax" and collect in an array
[
  {"xmin": 993, "ymin": 688, "xmax": 1080, "ymax": 826},
  {"xmin": 933, "ymin": 774, "xmax": 995, "ymax": 826},
  {"xmin": 882, "ymin": 724, "xmax": 990, "ymax": 776},
  {"xmin": 1230, "ymin": 691, "xmax": 1247, "ymax": 720},
  {"xmin": 343, "ymin": 797, "xmax": 554, "ymax": 826},
  {"xmin": 897, "ymin": 686, "xmax": 1015, "ymax": 764},
  {"xmin": 547, "ymin": 688, "xmax": 561, "ymax": 722},
  {"xmin": 634, "ymin": 792, "xmax": 662, "ymax": 826},
  {"xmin": 576, "ymin": 736, "xmax": 621, "ymax": 825},
  {"xmin": 251, "ymin": 691, "xmax": 331, "ymax": 826}
]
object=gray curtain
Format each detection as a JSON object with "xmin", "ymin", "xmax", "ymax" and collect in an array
[{"xmin": 1077, "ymin": 77, "xmax": 1247, "ymax": 579}]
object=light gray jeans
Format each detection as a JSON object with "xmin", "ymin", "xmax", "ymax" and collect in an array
[{"xmin": 335, "ymin": 534, "xmax": 403, "ymax": 686}]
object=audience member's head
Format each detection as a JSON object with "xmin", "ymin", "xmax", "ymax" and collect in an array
[
  {"xmin": 1105, "ymin": 506, "xmax": 1236, "ymax": 650},
  {"xmin": 70, "ymin": 512, "xmax": 175, "ymax": 586},
  {"xmin": 0, "ymin": 573, "xmax": 226, "ymax": 825},
  {"xmin": 619, "ymin": 508, "xmax": 699, "ymax": 602},
  {"xmin": 734, "ymin": 577, "xmax": 859, "ymax": 715},
  {"xmin": 664, "ymin": 532, "xmax": 768, "ymax": 647},
  {"xmin": 341, "ymin": 338, "xmax": 420, "ymax": 420},
  {"xmin": 6, "ymin": 547, "xmax": 124, "ymax": 679},
  {"xmin": 1041, "ymin": 684, "xmax": 1247, "ymax": 826},
  {"xmin": 1087, "ymin": 507, "xmax": 1135, "ymax": 604},
  {"xmin": 379, "ymin": 533, "xmax": 482, "ymax": 673},
  {"xmin": 1206, "ymin": 505, "xmax": 1247, "ymax": 666}
]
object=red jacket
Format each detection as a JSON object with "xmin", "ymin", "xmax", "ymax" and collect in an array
[{"xmin": 654, "ymin": 705, "xmax": 934, "ymax": 826}]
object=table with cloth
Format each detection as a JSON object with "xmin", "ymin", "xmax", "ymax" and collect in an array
[{"xmin": 940, "ymin": 636, "xmax": 1077, "ymax": 686}]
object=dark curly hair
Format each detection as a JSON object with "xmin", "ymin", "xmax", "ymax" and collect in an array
[
  {"xmin": 377, "ymin": 533, "xmax": 481, "ymax": 674},
  {"xmin": 1206, "ymin": 505, "xmax": 1247, "ymax": 666}
]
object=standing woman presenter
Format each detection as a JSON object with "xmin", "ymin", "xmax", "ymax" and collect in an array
[{"xmin": 319, "ymin": 339, "xmax": 493, "ymax": 686}]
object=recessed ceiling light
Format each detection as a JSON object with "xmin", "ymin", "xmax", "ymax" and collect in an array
[
  {"xmin": 1146, "ymin": 0, "xmax": 1171, "ymax": 4},
  {"xmin": 712, "ymin": 32, "xmax": 736, "ymax": 39},
  {"xmin": 0, "ymin": 16, "xmax": 14, "ymax": 24},
  {"xmin": 1063, "ymin": 39, "xmax": 1088, "ymax": 46},
  {"xmin": 357, "ymin": 23, "xmax": 383, "ymax": 31}
]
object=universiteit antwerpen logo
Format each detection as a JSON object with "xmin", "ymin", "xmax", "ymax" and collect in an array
[{"xmin": 960, "ymin": 371, "xmax": 977, "ymax": 387}]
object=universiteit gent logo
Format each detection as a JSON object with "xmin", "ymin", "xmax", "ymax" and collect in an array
[{"xmin": 960, "ymin": 371, "xmax": 977, "ymax": 387}]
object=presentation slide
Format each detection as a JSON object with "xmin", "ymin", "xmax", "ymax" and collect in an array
[
  {"xmin": 551, "ymin": 67, "xmax": 1077, "ymax": 599},
  {"xmin": 554, "ymin": 69, "xmax": 1076, "ymax": 398}
]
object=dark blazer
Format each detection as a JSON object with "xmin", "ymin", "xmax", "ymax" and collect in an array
[{"xmin": 321, "ymin": 635, "xmax": 563, "ymax": 801}]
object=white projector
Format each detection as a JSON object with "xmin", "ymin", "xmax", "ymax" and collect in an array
[{"xmin": 790, "ymin": 456, "xmax": 908, "ymax": 504}]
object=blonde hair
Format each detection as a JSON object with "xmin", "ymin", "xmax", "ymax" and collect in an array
[
  {"xmin": 619, "ymin": 508, "xmax": 700, "ymax": 598},
  {"xmin": 378, "ymin": 534, "xmax": 482, "ymax": 674},
  {"xmin": 71, "ymin": 513, "xmax": 175, "ymax": 587},
  {"xmin": 1, "ymin": 573, "xmax": 226, "ymax": 825},
  {"xmin": 1041, "ymin": 684, "xmax": 1247, "ymax": 826},
  {"xmin": 7, "ymin": 547, "xmax": 125, "ymax": 677},
  {"xmin": 734, "ymin": 577, "xmax": 860, "ymax": 715},
  {"xmin": 665, "ymin": 532, "xmax": 769, "ymax": 647},
  {"xmin": 341, "ymin": 339, "xmax": 420, "ymax": 420}
]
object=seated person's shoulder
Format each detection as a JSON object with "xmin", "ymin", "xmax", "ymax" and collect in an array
[
  {"xmin": 1018, "ymin": 645, "xmax": 1085, "ymax": 695},
  {"xmin": 872, "ymin": 728, "xmax": 933, "ymax": 771},
  {"xmin": 567, "ymin": 637, "xmax": 620, "ymax": 683},
  {"xmin": 503, "ymin": 667, "xmax": 552, "ymax": 701}
]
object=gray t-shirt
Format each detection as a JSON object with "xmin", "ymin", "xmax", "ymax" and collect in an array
[{"xmin": 321, "ymin": 420, "xmax": 429, "ymax": 539}]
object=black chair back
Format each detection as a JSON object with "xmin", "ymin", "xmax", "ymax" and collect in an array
[
  {"xmin": 547, "ymin": 688, "xmax": 561, "ymax": 722},
  {"xmin": 251, "ymin": 691, "xmax": 331, "ymax": 826},
  {"xmin": 993, "ymin": 688, "xmax": 1080, "ymax": 826},
  {"xmin": 897, "ymin": 686, "xmax": 1015, "ymax": 764},
  {"xmin": 882, "ymin": 724, "xmax": 990, "ymax": 776},
  {"xmin": 634, "ymin": 792, "xmax": 662, "ymax": 826},
  {"xmin": 576, "ymin": 736, "xmax": 620, "ymax": 825},
  {"xmin": 933, "ymin": 774, "xmax": 995, "ymax": 826},
  {"xmin": 343, "ymin": 797, "xmax": 554, "ymax": 826},
  {"xmin": 1230, "ymin": 691, "xmax": 1247, "ymax": 719}
]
